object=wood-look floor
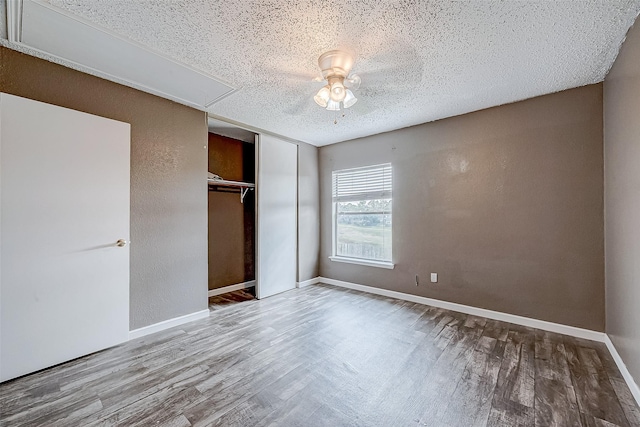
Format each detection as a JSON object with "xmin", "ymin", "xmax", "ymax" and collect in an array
[
  {"xmin": 208, "ymin": 288, "xmax": 256, "ymax": 311},
  {"xmin": 1, "ymin": 284, "xmax": 639, "ymax": 426}
]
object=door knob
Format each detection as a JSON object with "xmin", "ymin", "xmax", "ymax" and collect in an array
[{"xmin": 116, "ymin": 239, "xmax": 128, "ymax": 247}]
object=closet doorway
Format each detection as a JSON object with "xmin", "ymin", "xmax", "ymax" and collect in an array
[
  {"xmin": 207, "ymin": 118, "xmax": 298, "ymax": 303},
  {"xmin": 207, "ymin": 119, "xmax": 257, "ymax": 303}
]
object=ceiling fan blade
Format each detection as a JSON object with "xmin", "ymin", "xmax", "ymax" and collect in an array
[
  {"xmin": 258, "ymin": 65, "xmax": 321, "ymax": 83},
  {"xmin": 349, "ymin": 98, "xmax": 377, "ymax": 116},
  {"xmin": 350, "ymin": 40, "xmax": 424, "ymax": 88},
  {"xmin": 283, "ymin": 96, "xmax": 315, "ymax": 116},
  {"xmin": 359, "ymin": 64, "xmax": 423, "ymax": 87},
  {"xmin": 339, "ymin": 90, "xmax": 380, "ymax": 116}
]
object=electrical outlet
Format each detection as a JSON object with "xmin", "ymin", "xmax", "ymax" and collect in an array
[{"xmin": 430, "ymin": 273, "xmax": 438, "ymax": 283}]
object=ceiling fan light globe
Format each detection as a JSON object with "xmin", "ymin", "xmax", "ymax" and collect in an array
[
  {"xmin": 314, "ymin": 86, "xmax": 330, "ymax": 107},
  {"xmin": 313, "ymin": 95, "xmax": 328, "ymax": 108},
  {"xmin": 343, "ymin": 89, "xmax": 358, "ymax": 108},
  {"xmin": 330, "ymin": 81, "xmax": 346, "ymax": 102},
  {"xmin": 326, "ymin": 99, "xmax": 341, "ymax": 111},
  {"xmin": 345, "ymin": 74, "xmax": 361, "ymax": 90}
]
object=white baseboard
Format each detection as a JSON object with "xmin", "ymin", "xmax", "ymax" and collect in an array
[
  {"xmin": 129, "ymin": 309, "xmax": 210, "ymax": 340},
  {"xmin": 604, "ymin": 335, "xmax": 640, "ymax": 407},
  {"xmin": 317, "ymin": 277, "xmax": 606, "ymax": 343},
  {"xmin": 208, "ymin": 280, "xmax": 255, "ymax": 297},
  {"xmin": 297, "ymin": 277, "xmax": 321, "ymax": 288}
]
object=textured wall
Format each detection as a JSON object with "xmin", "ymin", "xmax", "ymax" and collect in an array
[
  {"xmin": 208, "ymin": 133, "xmax": 255, "ymax": 290},
  {"xmin": 319, "ymin": 84, "xmax": 605, "ymax": 331},
  {"xmin": 0, "ymin": 47, "xmax": 209, "ymax": 330},
  {"xmin": 605, "ymin": 21, "xmax": 640, "ymax": 385},
  {"xmin": 298, "ymin": 142, "xmax": 320, "ymax": 282}
]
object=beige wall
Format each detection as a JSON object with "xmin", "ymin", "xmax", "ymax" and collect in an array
[
  {"xmin": 298, "ymin": 142, "xmax": 320, "ymax": 282},
  {"xmin": 0, "ymin": 47, "xmax": 209, "ymax": 329},
  {"xmin": 605, "ymin": 21, "xmax": 640, "ymax": 384},
  {"xmin": 319, "ymin": 84, "xmax": 605, "ymax": 331}
]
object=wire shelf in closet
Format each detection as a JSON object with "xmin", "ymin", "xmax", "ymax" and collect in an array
[{"xmin": 207, "ymin": 178, "xmax": 255, "ymax": 203}]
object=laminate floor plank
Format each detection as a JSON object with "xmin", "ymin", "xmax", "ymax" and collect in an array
[
  {"xmin": 480, "ymin": 319, "xmax": 510, "ymax": 342},
  {"xmin": 436, "ymin": 334, "xmax": 504, "ymax": 427},
  {"xmin": 91, "ymin": 386, "xmax": 203, "ymax": 427},
  {"xmin": 564, "ymin": 337, "xmax": 631, "ymax": 426},
  {"xmin": 580, "ymin": 413, "xmax": 621, "ymax": 427},
  {"xmin": 202, "ymin": 363, "xmax": 321, "ymax": 427},
  {"xmin": 208, "ymin": 288, "xmax": 256, "ymax": 311},
  {"xmin": 486, "ymin": 328, "xmax": 536, "ymax": 427},
  {"xmin": 1, "ymin": 283, "xmax": 638, "ymax": 427},
  {"xmin": 0, "ymin": 327, "xmax": 188, "ymax": 409},
  {"xmin": 534, "ymin": 376, "xmax": 581, "ymax": 426},
  {"xmin": 610, "ymin": 377, "xmax": 640, "ymax": 426},
  {"xmin": 410, "ymin": 320, "xmax": 487, "ymax": 424},
  {"xmin": 355, "ymin": 331, "xmax": 446, "ymax": 425}
]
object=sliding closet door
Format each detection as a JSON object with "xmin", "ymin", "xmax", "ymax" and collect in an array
[
  {"xmin": 0, "ymin": 93, "xmax": 130, "ymax": 382},
  {"xmin": 255, "ymin": 134, "xmax": 297, "ymax": 299}
]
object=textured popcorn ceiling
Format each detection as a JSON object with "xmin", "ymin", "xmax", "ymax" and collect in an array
[{"xmin": 45, "ymin": 0, "xmax": 640, "ymax": 146}]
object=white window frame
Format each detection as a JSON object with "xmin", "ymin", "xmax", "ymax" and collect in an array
[{"xmin": 330, "ymin": 163, "xmax": 394, "ymax": 269}]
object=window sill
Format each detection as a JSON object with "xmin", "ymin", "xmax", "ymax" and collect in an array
[{"xmin": 329, "ymin": 256, "xmax": 395, "ymax": 270}]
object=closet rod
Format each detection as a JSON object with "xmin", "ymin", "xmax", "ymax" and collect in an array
[{"xmin": 207, "ymin": 178, "xmax": 255, "ymax": 203}]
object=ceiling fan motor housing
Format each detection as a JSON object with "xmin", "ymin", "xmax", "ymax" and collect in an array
[{"xmin": 318, "ymin": 50, "xmax": 354, "ymax": 79}]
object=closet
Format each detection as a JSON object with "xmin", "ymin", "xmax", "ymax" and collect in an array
[
  {"xmin": 207, "ymin": 118, "xmax": 298, "ymax": 300},
  {"xmin": 207, "ymin": 120, "xmax": 257, "ymax": 296}
]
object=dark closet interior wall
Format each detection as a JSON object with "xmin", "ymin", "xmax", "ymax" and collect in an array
[{"xmin": 208, "ymin": 133, "xmax": 255, "ymax": 290}]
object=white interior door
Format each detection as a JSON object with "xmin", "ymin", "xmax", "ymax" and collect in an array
[
  {"xmin": 0, "ymin": 93, "xmax": 130, "ymax": 382},
  {"xmin": 256, "ymin": 134, "xmax": 297, "ymax": 299}
]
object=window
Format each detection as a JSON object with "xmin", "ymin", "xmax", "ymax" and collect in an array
[{"xmin": 331, "ymin": 163, "xmax": 393, "ymax": 268}]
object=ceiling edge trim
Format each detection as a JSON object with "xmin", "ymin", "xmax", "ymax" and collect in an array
[
  {"xmin": 0, "ymin": 38, "xmax": 213, "ymax": 112},
  {"xmin": 6, "ymin": 0, "xmax": 22, "ymax": 42},
  {"xmin": 27, "ymin": 0, "xmax": 236, "ymax": 90},
  {"xmin": 5, "ymin": 0, "xmax": 237, "ymax": 111},
  {"xmin": 204, "ymin": 87, "xmax": 240, "ymax": 108}
]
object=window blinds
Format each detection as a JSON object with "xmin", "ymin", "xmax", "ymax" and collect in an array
[{"xmin": 332, "ymin": 163, "xmax": 392, "ymax": 202}]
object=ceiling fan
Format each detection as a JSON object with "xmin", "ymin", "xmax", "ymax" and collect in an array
[
  {"xmin": 312, "ymin": 50, "xmax": 361, "ymax": 111},
  {"xmin": 273, "ymin": 44, "xmax": 422, "ymax": 117}
]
